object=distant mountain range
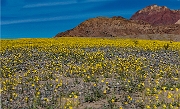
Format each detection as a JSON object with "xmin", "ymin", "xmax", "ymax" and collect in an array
[{"xmin": 54, "ymin": 5, "xmax": 180, "ymax": 41}]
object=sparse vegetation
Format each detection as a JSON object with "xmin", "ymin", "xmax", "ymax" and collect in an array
[{"xmin": 1, "ymin": 37, "xmax": 180, "ymax": 109}]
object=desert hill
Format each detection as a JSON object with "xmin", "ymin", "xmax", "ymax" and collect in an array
[
  {"xmin": 55, "ymin": 16, "xmax": 180, "ymax": 36},
  {"xmin": 54, "ymin": 5, "xmax": 180, "ymax": 41}
]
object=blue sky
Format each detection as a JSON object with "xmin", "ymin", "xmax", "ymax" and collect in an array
[{"xmin": 1, "ymin": 0, "xmax": 180, "ymax": 39}]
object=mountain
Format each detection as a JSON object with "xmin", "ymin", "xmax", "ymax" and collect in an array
[
  {"xmin": 54, "ymin": 5, "xmax": 180, "ymax": 41},
  {"xmin": 55, "ymin": 16, "xmax": 180, "ymax": 37},
  {"xmin": 130, "ymin": 4, "xmax": 180, "ymax": 26},
  {"xmin": 55, "ymin": 16, "xmax": 152, "ymax": 37}
]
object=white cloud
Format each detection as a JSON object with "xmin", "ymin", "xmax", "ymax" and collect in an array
[
  {"xmin": 23, "ymin": 0, "xmax": 112, "ymax": 8},
  {"xmin": 1, "ymin": 15, "xmax": 80, "ymax": 25},
  {"xmin": 1, "ymin": 9, "xmax": 130, "ymax": 25},
  {"xmin": 23, "ymin": 1, "xmax": 77, "ymax": 8}
]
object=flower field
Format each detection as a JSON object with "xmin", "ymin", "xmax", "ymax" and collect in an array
[{"xmin": 1, "ymin": 37, "xmax": 180, "ymax": 109}]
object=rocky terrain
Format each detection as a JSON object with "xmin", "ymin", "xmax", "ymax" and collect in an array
[
  {"xmin": 55, "ymin": 5, "xmax": 180, "ymax": 41},
  {"xmin": 130, "ymin": 5, "xmax": 180, "ymax": 26},
  {"xmin": 176, "ymin": 19, "xmax": 180, "ymax": 24}
]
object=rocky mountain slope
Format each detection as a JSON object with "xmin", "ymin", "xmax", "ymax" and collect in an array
[
  {"xmin": 175, "ymin": 19, "xmax": 180, "ymax": 24},
  {"xmin": 54, "ymin": 5, "xmax": 180, "ymax": 41},
  {"xmin": 55, "ymin": 16, "xmax": 180, "ymax": 36},
  {"xmin": 130, "ymin": 5, "xmax": 180, "ymax": 25}
]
